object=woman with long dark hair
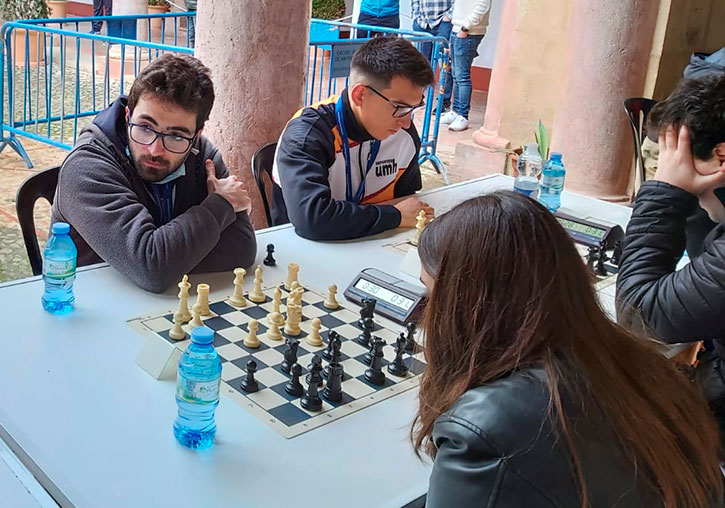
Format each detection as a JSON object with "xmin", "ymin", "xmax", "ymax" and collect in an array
[{"xmin": 414, "ymin": 191, "xmax": 723, "ymax": 507}]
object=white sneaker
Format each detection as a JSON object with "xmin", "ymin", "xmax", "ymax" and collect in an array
[
  {"xmin": 440, "ymin": 110, "xmax": 459, "ymax": 125},
  {"xmin": 448, "ymin": 115, "xmax": 470, "ymax": 132}
]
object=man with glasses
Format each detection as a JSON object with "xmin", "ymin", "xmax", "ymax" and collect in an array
[
  {"xmin": 272, "ymin": 37, "xmax": 435, "ymax": 240},
  {"xmin": 50, "ymin": 54, "xmax": 256, "ymax": 293}
]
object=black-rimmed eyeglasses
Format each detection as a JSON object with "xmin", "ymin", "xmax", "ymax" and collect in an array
[
  {"xmin": 128, "ymin": 121, "xmax": 196, "ymax": 154},
  {"xmin": 365, "ymin": 85, "xmax": 425, "ymax": 118}
]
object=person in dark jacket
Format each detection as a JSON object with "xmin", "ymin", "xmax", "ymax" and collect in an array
[
  {"xmin": 272, "ymin": 37, "xmax": 434, "ymax": 241},
  {"xmin": 50, "ymin": 54, "xmax": 256, "ymax": 293},
  {"xmin": 616, "ymin": 75, "xmax": 725, "ymax": 443},
  {"xmin": 413, "ymin": 192, "xmax": 723, "ymax": 507},
  {"xmin": 356, "ymin": 0, "xmax": 400, "ymax": 38}
]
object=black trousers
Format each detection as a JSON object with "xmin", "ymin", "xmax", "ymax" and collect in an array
[{"xmin": 92, "ymin": 0, "xmax": 113, "ymax": 33}]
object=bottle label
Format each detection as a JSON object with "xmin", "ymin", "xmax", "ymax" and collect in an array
[
  {"xmin": 177, "ymin": 376, "xmax": 220, "ymax": 403},
  {"xmin": 542, "ymin": 176, "xmax": 565, "ymax": 189},
  {"xmin": 43, "ymin": 259, "xmax": 76, "ymax": 279}
]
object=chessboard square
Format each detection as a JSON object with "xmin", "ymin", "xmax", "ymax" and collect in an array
[
  {"xmin": 340, "ymin": 358, "xmax": 367, "ymax": 378},
  {"xmin": 216, "ymin": 343, "xmax": 248, "ymax": 362},
  {"xmin": 209, "ymin": 301, "xmax": 237, "ymax": 316},
  {"xmin": 268, "ymin": 403, "xmax": 310, "ymax": 427},
  {"xmin": 330, "ymin": 308, "xmax": 359, "ymax": 323},
  {"xmin": 270, "ymin": 382, "xmax": 303, "ymax": 402},
  {"xmin": 376, "ymin": 328, "xmax": 400, "ymax": 344},
  {"xmin": 329, "ymin": 324, "xmax": 361, "ymax": 340},
  {"xmin": 340, "ymin": 377, "xmax": 376, "ymax": 398},
  {"xmin": 202, "ymin": 316, "xmax": 235, "ymax": 331},
  {"xmin": 302, "ymin": 292, "xmax": 324, "ymax": 305},
  {"xmin": 217, "ymin": 326, "xmax": 247, "ymax": 343},
  {"xmin": 302, "ymin": 306, "xmax": 327, "ymax": 319},
  {"xmin": 245, "ymin": 387, "xmax": 288, "ymax": 410},
  {"xmin": 322, "ymin": 389, "xmax": 355, "ymax": 407},
  {"xmin": 253, "ymin": 348, "xmax": 285, "ymax": 366},
  {"xmin": 255, "ymin": 368, "xmax": 290, "ymax": 388},
  {"xmin": 143, "ymin": 316, "xmax": 174, "ymax": 332},
  {"xmin": 231, "ymin": 355, "xmax": 269, "ymax": 371},
  {"xmin": 408, "ymin": 357, "xmax": 426, "ymax": 376},
  {"xmin": 297, "ymin": 352, "xmax": 318, "ymax": 369},
  {"xmin": 242, "ymin": 306, "xmax": 268, "ymax": 320},
  {"xmin": 291, "ymin": 398, "xmax": 333, "ymax": 416},
  {"xmin": 258, "ymin": 302, "xmax": 277, "ymax": 313},
  {"xmin": 383, "ymin": 346, "xmax": 398, "ymax": 362},
  {"xmin": 259, "ymin": 333, "xmax": 285, "ymax": 348},
  {"xmin": 221, "ymin": 362, "xmax": 245, "ymax": 382},
  {"xmin": 213, "ymin": 334, "xmax": 231, "ymax": 348},
  {"xmin": 318, "ymin": 314, "xmax": 345, "ymax": 329},
  {"xmin": 220, "ymin": 311, "xmax": 252, "ymax": 326},
  {"xmin": 341, "ymin": 340, "xmax": 369, "ymax": 358},
  {"xmin": 301, "ymin": 340, "xmax": 326, "ymax": 354}
]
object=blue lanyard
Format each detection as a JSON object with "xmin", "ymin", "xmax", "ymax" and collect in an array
[
  {"xmin": 335, "ymin": 96, "xmax": 381, "ymax": 203},
  {"xmin": 150, "ymin": 182, "xmax": 174, "ymax": 225}
]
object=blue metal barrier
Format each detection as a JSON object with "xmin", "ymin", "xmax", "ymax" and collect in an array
[{"xmin": 0, "ymin": 15, "xmax": 449, "ymax": 183}]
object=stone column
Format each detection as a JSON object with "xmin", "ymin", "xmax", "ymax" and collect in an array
[
  {"xmin": 195, "ymin": 1, "xmax": 311, "ymax": 228},
  {"xmin": 549, "ymin": 1, "xmax": 659, "ymax": 201}
]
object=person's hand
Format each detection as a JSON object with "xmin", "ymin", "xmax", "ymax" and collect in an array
[
  {"xmin": 653, "ymin": 126, "xmax": 725, "ymax": 196},
  {"xmin": 205, "ymin": 159, "xmax": 252, "ymax": 214},
  {"xmin": 456, "ymin": 30, "xmax": 468, "ymax": 38},
  {"xmin": 394, "ymin": 196, "xmax": 434, "ymax": 228},
  {"xmin": 442, "ymin": 16, "xmax": 451, "ymax": 22}
]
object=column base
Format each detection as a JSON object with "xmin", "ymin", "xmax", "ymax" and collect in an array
[{"xmin": 453, "ymin": 129, "xmax": 512, "ymax": 179}]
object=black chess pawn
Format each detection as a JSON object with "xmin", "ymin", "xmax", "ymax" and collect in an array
[
  {"xmin": 285, "ymin": 363, "xmax": 304, "ymax": 397},
  {"xmin": 404, "ymin": 322, "xmax": 419, "ymax": 353},
  {"xmin": 322, "ymin": 362, "xmax": 344, "ymax": 403},
  {"xmin": 323, "ymin": 336, "xmax": 342, "ymax": 378},
  {"xmin": 322, "ymin": 330, "xmax": 339, "ymax": 361},
  {"xmin": 356, "ymin": 316, "xmax": 374, "ymax": 347},
  {"xmin": 240, "ymin": 359, "xmax": 260, "ymax": 393},
  {"xmin": 281, "ymin": 338, "xmax": 299, "ymax": 374},
  {"xmin": 388, "ymin": 333, "xmax": 409, "ymax": 377},
  {"xmin": 263, "ymin": 243, "xmax": 276, "ymax": 266},
  {"xmin": 305, "ymin": 355, "xmax": 324, "ymax": 387},
  {"xmin": 364, "ymin": 337, "xmax": 386, "ymax": 386}
]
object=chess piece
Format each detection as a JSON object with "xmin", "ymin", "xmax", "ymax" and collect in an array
[
  {"xmin": 356, "ymin": 316, "xmax": 374, "ymax": 347},
  {"xmin": 272, "ymin": 286, "xmax": 283, "ymax": 315},
  {"xmin": 323, "ymin": 337, "xmax": 342, "ymax": 378},
  {"xmin": 323, "ymin": 284, "xmax": 339, "ymax": 310},
  {"xmin": 285, "ymin": 262, "xmax": 299, "ymax": 291},
  {"xmin": 263, "ymin": 243, "xmax": 276, "ymax": 266},
  {"xmin": 364, "ymin": 337, "xmax": 386, "ymax": 385},
  {"xmin": 363, "ymin": 336, "xmax": 376, "ymax": 366},
  {"xmin": 244, "ymin": 319, "xmax": 260, "ymax": 348},
  {"xmin": 240, "ymin": 360, "xmax": 259, "ymax": 393},
  {"xmin": 169, "ymin": 310, "xmax": 186, "ymax": 340},
  {"xmin": 410, "ymin": 209, "xmax": 427, "ymax": 246},
  {"xmin": 322, "ymin": 363, "xmax": 344, "ymax": 403},
  {"xmin": 357, "ymin": 297, "xmax": 376, "ymax": 329},
  {"xmin": 177, "ymin": 275, "xmax": 192, "ymax": 322},
  {"xmin": 229, "ymin": 268, "xmax": 247, "ymax": 307},
  {"xmin": 285, "ymin": 363, "xmax": 304, "ymax": 397},
  {"xmin": 302, "ymin": 358, "xmax": 324, "ymax": 410},
  {"xmin": 388, "ymin": 332, "xmax": 409, "ymax": 377},
  {"xmin": 290, "ymin": 287, "xmax": 304, "ymax": 306},
  {"xmin": 281, "ymin": 338, "xmax": 300, "ymax": 374},
  {"xmin": 322, "ymin": 330, "xmax": 339, "ymax": 361},
  {"xmin": 190, "ymin": 304, "xmax": 204, "ymax": 329},
  {"xmin": 305, "ymin": 355, "xmax": 324, "ymax": 387},
  {"xmin": 289, "ymin": 281, "xmax": 300, "ymax": 292},
  {"xmin": 307, "ymin": 318, "xmax": 323, "ymax": 346},
  {"xmin": 195, "ymin": 283, "xmax": 211, "ymax": 315},
  {"xmin": 284, "ymin": 303, "xmax": 302, "ymax": 336},
  {"xmin": 404, "ymin": 322, "xmax": 419, "ymax": 353},
  {"xmin": 267, "ymin": 311, "xmax": 284, "ymax": 341},
  {"xmin": 249, "ymin": 265, "xmax": 266, "ymax": 303}
]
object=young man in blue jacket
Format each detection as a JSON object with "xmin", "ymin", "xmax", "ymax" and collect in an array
[
  {"xmin": 272, "ymin": 37, "xmax": 435, "ymax": 241},
  {"xmin": 357, "ymin": 0, "xmax": 400, "ymax": 37}
]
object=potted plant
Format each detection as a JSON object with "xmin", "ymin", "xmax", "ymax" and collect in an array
[
  {"xmin": 509, "ymin": 120, "xmax": 551, "ymax": 174},
  {"xmin": 148, "ymin": 0, "xmax": 170, "ymax": 30},
  {"xmin": 2, "ymin": 0, "xmax": 51, "ymax": 64}
]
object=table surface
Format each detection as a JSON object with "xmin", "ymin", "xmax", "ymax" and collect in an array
[{"xmin": 0, "ymin": 175, "xmax": 634, "ymax": 508}]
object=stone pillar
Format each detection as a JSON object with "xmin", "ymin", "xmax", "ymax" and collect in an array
[
  {"xmin": 550, "ymin": 1, "xmax": 659, "ymax": 201},
  {"xmin": 195, "ymin": 0, "xmax": 311, "ymax": 228}
]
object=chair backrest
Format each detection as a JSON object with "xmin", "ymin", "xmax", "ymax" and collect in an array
[
  {"xmin": 623, "ymin": 97, "xmax": 658, "ymax": 187},
  {"xmin": 15, "ymin": 166, "xmax": 60, "ymax": 276},
  {"xmin": 251, "ymin": 142, "xmax": 278, "ymax": 227}
]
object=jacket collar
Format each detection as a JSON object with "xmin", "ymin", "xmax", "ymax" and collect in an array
[{"xmin": 341, "ymin": 89, "xmax": 375, "ymax": 142}]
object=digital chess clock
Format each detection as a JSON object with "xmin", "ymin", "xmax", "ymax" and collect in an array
[
  {"xmin": 554, "ymin": 211, "xmax": 624, "ymax": 250},
  {"xmin": 344, "ymin": 268, "xmax": 427, "ymax": 325}
]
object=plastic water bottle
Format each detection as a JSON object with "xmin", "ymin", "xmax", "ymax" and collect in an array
[
  {"xmin": 514, "ymin": 143, "xmax": 543, "ymax": 199},
  {"xmin": 539, "ymin": 152, "xmax": 566, "ymax": 212},
  {"xmin": 173, "ymin": 326, "xmax": 221, "ymax": 450},
  {"xmin": 41, "ymin": 222, "xmax": 77, "ymax": 315}
]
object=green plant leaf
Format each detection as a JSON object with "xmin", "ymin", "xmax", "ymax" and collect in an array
[{"xmin": 535, "ymin": 120, "xmax": 550, "ymax": 160}]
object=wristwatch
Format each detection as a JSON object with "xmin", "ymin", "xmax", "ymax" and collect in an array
[{"xmin": 461, "ymin": 27, "xmax": 469, "ymax": 33}]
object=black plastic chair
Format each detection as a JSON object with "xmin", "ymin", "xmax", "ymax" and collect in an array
[
  {"xmin": 15, "ymin": 166, "xmax": 59, "ymax": 276},
  {"xmin": 251, "ymin": 142, "xmax": 278, "ymax": 227},
  {"xmin": 623, "ymin": 97, "xmax": 657, "ymax": 187}
]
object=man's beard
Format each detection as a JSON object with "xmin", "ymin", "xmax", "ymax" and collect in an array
[{"xmin": 133, "ymin": 154, "xmax": 179, "ymax": 183}]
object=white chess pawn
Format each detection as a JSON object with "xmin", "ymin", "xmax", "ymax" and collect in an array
[
  {"xmin": 249, "ymin": 265, "xmax": 266, "ymax": 303},
  {"xmin": 323, "ymin": 284, "xmax": 339, "ymax": 310},
  {"xmin": 190, "ymin": 303, "xmax": 204, "ymax": 329},
  {"xmin": 229, "ymin": 268, "xmax": 247, "ymax": 307},
  {"xmin": 244, "ymin": 319, "xmax": 260, "ymax": 348},
  {"xmin": 269, "ymin": 286, "xmax": 283, "ymax": 322},
  {"xmin": 285, "ymin": 263, "xmax": 299, "ymax": 291},
  {"xmin": 307, "ymin": 317, "xmax": 323, "ymax": 347},
  {"xmin": 267, "ymin": 312, "xmax": 284, "ymax": 341},
  {"xmin": 195, "ymin": 283, "xmax": 211, "ymax": 316},
  {"xmin": 169, "ymin": 310, "xmax": 186, "ymax": 340},
  {"xmin": 177, "ymin": 275, "xmax": 192, "ymax": 322},
  {"xmin": 411, "ymin": 210, "xmax": 427, "ymax": 246}
]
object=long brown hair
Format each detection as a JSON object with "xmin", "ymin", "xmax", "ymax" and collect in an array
[{"xmin": 413, "ymin": 191, "xmax": 722, "ymax": 508}]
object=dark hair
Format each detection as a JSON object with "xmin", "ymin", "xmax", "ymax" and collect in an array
[
  {"xmin": 350, "ymin": 37, "xmax": 434, "ymax": 89},
  {"xmin": 414, "ymin": 191, "xmax": 722, "ymax": 508},
  {"xmin": 127, "ymin": 54, "xmax": 215, "ymax": 131},
  {"xmin": 648, "ymin": 75, "xmax": 725, "ymax": 160}
]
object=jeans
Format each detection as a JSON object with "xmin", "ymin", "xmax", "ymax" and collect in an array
[
  {"xmin": 92, "ymin": 0, "xmax": 112, "ymax": 33},
  {"xmin": 413, "ymin": 19, "xmax": 452, "ymax": 111},
  {"xmin": 451, "ymin": 33, "xmax": 484, "ymax": 119},
  {"xmin": 356, "ymin": 12, "xmax": 400, "ymax": 38},
  {"xmin": 187, "ymin": 13, "xmax": 196, "ymax": 48}
]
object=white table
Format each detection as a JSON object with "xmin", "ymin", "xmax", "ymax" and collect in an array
[{"xmin": 0, "ymin": 175, "xmax": 633, "ymax": 508}]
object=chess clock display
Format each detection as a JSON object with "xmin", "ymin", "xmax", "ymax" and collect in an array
[
  {"xmin": 344, "ymin": 268, "xmax": 427, "ymax": 324},
  {"xmin": 554, "ymin": 211, "xmax": 624, "ymax": 250}
]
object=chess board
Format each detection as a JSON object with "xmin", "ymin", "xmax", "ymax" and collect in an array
[{"xmin": 128, "ymin": 285, "xmax": 426, "ymax": 439}]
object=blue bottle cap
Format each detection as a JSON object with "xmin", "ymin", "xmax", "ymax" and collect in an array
[
  {"xmin": 550, "ymin": 152, "xmax": 563, "ymax": 161},
  {"xmin": 51, "ymin": 222, "xmax": 70, "ymax": 235},
  {"xmin": 190, "ymin": 326, "xmax": 214, "ymax": 345}
]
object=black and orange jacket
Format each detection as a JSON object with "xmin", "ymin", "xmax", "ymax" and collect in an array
[{"xmin": 271, "ymin": 90, "xmax": 422, "ymax": 240}]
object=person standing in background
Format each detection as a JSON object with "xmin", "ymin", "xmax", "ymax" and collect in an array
[
  {"xmin": 357, "ymin": 0, "xmax": 400, "ymax": 38},
  {"xmin": 185, "ymin": 0, "xmax": 197, "ymax": 47},
  {"xmin": 91, "ymin": 0, "xmax": 112, "ymax": 35},
  {"xmin": 442, "ymin": 0, "xmax": 491, "ymax": 132},
  {"xmin": 412, "ymin": 0, "xmax": 453, "ymax": 113}
]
